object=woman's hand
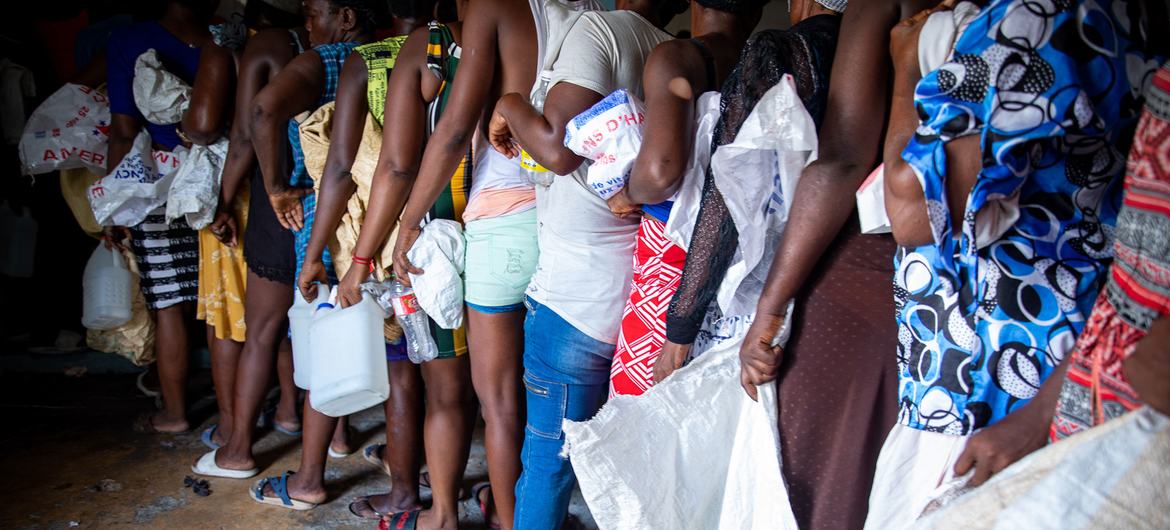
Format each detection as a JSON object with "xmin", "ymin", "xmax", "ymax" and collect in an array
[
  {"xmin": 337, "ymin": 264, "xmax": 371, "ymax": 308},
  {"xmin": 391, "ymin": 226, "xmax": 424, "ymax": 287},
  {"xmin": 952, "ymin": 402, "xmax": 1050, "ymax": 486},
  {"xmin": 208, "ymin": 208, "xmax": 239, "ymax": 247},
  {"xmin": 890, "ymin": 0, "xmax": 957, "ymax": 75},
  {"xmin": 101, "ymin": 226, "xmax": 132, "ymax": 252},
  {"xmin": 268, "ymin": 186, "xmax": 311, "ymax": 231},
  {"xmin": 739, "ymin": 313, "xmax": 785, "ymax": 401},
  {"xmin": 654, "ymin": 341, "xmax": 692, "ymax": 384},
  {"xmin": 488, "ymin": 109, "xmax": 520, "ymax": 159},
  {"xmin": 606, "ymin": 188, "xmax": 642, "ymax": 220},
  {"xmin": 297, "ymin": 258, "xmax": 327, "ymax": 301}
]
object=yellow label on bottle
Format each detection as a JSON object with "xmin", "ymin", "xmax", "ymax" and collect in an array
[{"xmin": 519, "ymin": 149, "xmax": 548, "ymax": 172}]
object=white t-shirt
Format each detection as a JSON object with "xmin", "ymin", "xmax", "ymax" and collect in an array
[{"xmin": 525, "ymin": 10, "xmax": 674, "ymax": 344}]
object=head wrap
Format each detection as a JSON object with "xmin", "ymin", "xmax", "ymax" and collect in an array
[
  {"xmin": 813, "ymin": 0, "xmax": 846, "ymax": 12},
  {"xmin": 256, "ymin": 0, "xmax": 303, "ymax": 15},
  {"xmin": 695, "ymin": 0, "xmax": 767, "ymax": 15}
]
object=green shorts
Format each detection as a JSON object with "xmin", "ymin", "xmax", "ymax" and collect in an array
[{"xmin": 464, "ymin": 209, "xmax": 539, "ymax": 309}]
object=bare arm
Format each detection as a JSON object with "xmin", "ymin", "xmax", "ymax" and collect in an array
[
  {"xmin": 339, "ymin": 30, "xmax": 431, "ymax": 306},
  {"xmin": 182, "ymin": 43, "xmax": 235, "ymax": 145},
  {"xmin": 396, "ymin": 2, "xmax": 499, "ymax": 233},
  {"xmin": 740, "ymin": 0, "xmax": 937, "ymax": 400},
  {"xmin": 250, "ymin": 50, "xmax": 326, "ymax": 230},
  {"xmin": 299, "ymin": 52, "xmax": 369, "ymax": 295},
  {"xmin": 626, "ymin": 42, "xmax": 701, "ymax": 205},
  {"xmin": 211, "ymin": 32, "xmax": 295, "ymax": 245},
  {"xmin": 755, "ymin": 0, "xmax": 912, "ymax": 318},
  {"xmin": 883, "ymin": 0, "xmax": 973, "ymax": 248},
  {"xmin": 490, "ymin": 81, "xmax": 601, "ymax": 176},
  {"xmin": 106, "ymin": 113, "xmax": 141, "ymax": 174}
]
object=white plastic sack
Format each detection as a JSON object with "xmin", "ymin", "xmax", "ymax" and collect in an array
[
  {"xmin": 406, "ymin": 219, "xmax": 466, "ymax": 330},
  {"xmin": 710, "ymin": 75, "xmax": 817, "ymax": 317},
  {"xmin": 18, "ymin": 83, "xmax": 110, "ymax": 175},
  {"xmin": 564, "ymin": 89, "xmax": 646, "ymax": 199},
  {"xmin": 565, "ymin": 321, "xmax": 797, "ymax": 530},
  {"xmin": 856, "ymin": 165, "xmax": 892, "ymax": 234},
  {"xmin": 166, "ymin": 138, "xmax": 228, "ymax": 229},
  {"xmin": 133, "ymin": 49, "xmax": 191, "ymax": 125},
  {"xmin": 88, "ymin": 131, "xmax": 186, "ymax": 227},
  {"xmin": 663, "ymin": 91, "xmax": 721, "ymax": 250},
  {"xmin": 913, "ymin": 407, "xmax": 1170, "ymax": 530}
]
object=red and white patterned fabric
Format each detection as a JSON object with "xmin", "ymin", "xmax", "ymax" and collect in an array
[
  {"xmin": 609, "ymin": 217, "xmax": 688, "ymax": 397},
  {"xmin": 1050, "ymin": 62, "xmax": 1170, "ymax": 440}
]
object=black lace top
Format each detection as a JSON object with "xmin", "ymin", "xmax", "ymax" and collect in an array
[{"xmin": 664, "ymin": 15, "xmax": 843, "ymax": 345}]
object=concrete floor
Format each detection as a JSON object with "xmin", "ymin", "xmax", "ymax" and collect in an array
[{"xmin": 0, "ymin": 357, "xmax": 597, "ymax": 530}]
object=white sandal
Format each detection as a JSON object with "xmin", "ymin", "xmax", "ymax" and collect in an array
[{"xmin": 191, "ymin": 449, "xmax": 259, "ymax": 479}]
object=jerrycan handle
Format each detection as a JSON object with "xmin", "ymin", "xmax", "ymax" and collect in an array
[{"xmin": 110, "ymin": 245, "xmax": 127, "ymax": 271}]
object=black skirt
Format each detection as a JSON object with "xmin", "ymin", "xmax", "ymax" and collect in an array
[{"xmin": 243, "ymin": 168, "xmax": 296, "ymax": 285}]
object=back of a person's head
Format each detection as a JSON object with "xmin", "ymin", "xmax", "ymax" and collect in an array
[
  {"xmin": 325, "ymin": 0, "xmax": 390, "ymax": 32},
  {"xmin": 389, "ymin": 0, "xmax": 438, "ymax": 20},
  {"xmin": 244, "ymin": 0, "xmax": 305, "ymax": 29}
]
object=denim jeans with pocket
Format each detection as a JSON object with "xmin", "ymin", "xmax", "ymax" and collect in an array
[{"xmin": 513, "ymin": 296, "xmax": 613, "ymax": 529}]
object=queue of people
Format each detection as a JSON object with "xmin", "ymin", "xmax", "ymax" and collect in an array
[{"xmin": 65, "ymin": 0, "xmax": 1170, "ymax": 527}]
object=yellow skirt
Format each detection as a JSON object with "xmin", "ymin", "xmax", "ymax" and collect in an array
[{"xmin": 197, "ymin": 190, "xmax": 249, "ymax": 342}]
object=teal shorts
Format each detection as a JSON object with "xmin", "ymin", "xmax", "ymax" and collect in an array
[{"xmin": 464, "ymin": 209, "xmax": 539, "ymax": 309}]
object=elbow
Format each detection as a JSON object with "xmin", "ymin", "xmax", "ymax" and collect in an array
[
  {"xmin": 184, "ymin": 126, "xmax": 222, "ymax": 146},
  {"xmin": 543, "ymin": 151, "xmax": 582, "ymax": 177},
  {"xmin": 627, "ymin": 161, "xmax": 680, "ymax": 204},
  {"xmin": 884, "ymin": 161, "xmax": 933, "ymax": 248},
  {"xmin": 249, "ymin": 102, "xmax": 277, "ymax": 138}
]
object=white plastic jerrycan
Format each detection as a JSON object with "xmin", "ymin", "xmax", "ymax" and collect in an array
[
  {"xmin": 82, "ymin": 244, "xmax": 133, "ymax": 330},
  {"xmin": 288, "ymin": 285, "xmax": 330, "ymax": 390},
  {"xmin": 307, "ymin": 286, "xmax": 390, "ymax": 417}
]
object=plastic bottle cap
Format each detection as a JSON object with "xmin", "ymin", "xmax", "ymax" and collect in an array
[{"xmin": 316, "ymin": 303, "xmax": 335, "ymax": 311}]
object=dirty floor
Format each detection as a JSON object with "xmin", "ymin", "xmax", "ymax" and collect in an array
[{"xmin": 0, "ymin": 357, "xmax": 597, "ymax": 530}]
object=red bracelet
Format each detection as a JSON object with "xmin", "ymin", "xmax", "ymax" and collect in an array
[{"xmin": 352, "ymin": 255, "xmax": 374, "ymax": 273}]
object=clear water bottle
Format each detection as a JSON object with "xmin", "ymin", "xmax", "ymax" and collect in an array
[
  {"xmin": 521, "ymin": 72, "xmax": 555, "ymax": 187},
  {"xmin": 390, "ymin": 280, "xmax": 438, "ymax": 363}
]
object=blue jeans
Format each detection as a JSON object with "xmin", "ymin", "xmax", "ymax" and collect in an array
[{"xmin": 514, "ymin": 297, "xmax": 612, "ymax": 529}]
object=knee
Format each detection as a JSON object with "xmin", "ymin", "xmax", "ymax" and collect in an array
[{"xmin": 427, "ymin": 378, "xmax": 472, "ymax": 410}]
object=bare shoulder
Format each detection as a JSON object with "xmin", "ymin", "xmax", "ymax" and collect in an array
[
  {"xmin": 399, "ymin": 27, "xmax": 432, "ymax": 69},
  {"xmin": 242, "ymin": 27, "xmax": 299, "ymax": 62},
  {"xmin": 645, "ymin": 40, "xmax": 701, "ymax": 82}
]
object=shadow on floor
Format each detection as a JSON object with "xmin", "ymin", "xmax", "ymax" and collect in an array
[{"xmin": 0, "ymin": 368, "xmax": 597, "ymax": 529}]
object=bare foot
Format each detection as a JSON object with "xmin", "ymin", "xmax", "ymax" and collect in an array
[
  {"xmin": 134, "ymin": 411, "xmax": 188, "ymax": 434},
  {"xmin": 213, "ymin": 447, "xmax": 256, "ymax": 472},
  {"xmin": 415, "ymin": 508, "xmax": 459, "ymax": 530}
]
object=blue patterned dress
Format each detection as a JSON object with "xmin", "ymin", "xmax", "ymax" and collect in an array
[
  {"xmin": 291, "ymin": 41, "xmax": 361, "ymax": 282},
  {"xmin": 894, "ymin": 0, "xmax": 1165, "ymax": 435}
]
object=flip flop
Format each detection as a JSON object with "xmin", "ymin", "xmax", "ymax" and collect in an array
[
  {"xmin": 191, "ymin": 449, "xmax": 259, "ymax": 479},
  {"xmin": 472, "ymin": 482, "xmax": 500, "ymax": 530},
  {"xmin": 251, "ymin": 472, "xmax": 318, "ymax": 511},
  {"xmin": 201, "ymin": 424, "xmax": 221, "ymax": 450},
  {"xmin": 328, "ymin": 445, "xmax": 353, "ymax": 459},
  {"xmin": 378, "ymin": 509, "xmax": 422, "ymax": 530},
  {"xmin": 363, "ymin": 444, "xmax": 391, "ymax": 476},
  {"xmin": 260, "ymin": 409, "xmax": 303, "ymax": 436},
  {"xmin": 136, "ymin": 370, "xmax": 160, "ymax": 398}
]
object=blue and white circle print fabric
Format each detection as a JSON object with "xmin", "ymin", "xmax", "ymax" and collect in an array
[{"xmin": 893, "ymin": 0, "xmax": 1166, "ymax": 435}]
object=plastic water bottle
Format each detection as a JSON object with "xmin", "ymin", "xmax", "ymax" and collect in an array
[
  {"xmin": 520, "ymin": 72, "xmax": 554, "ymax": 187},
  {"xmin": 391, "ymin": 280, "xmax": 438, "ymax": 363}
]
